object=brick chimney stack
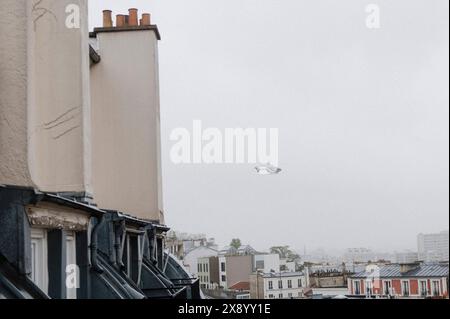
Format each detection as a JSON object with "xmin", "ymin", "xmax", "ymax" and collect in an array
[
  {"xmin": 102, "ymin": 9, "xmax": 153, "ymax": 29},
  {"xmin": 91, "ymin": 8, "xmax": 163, "ymax": 222}
]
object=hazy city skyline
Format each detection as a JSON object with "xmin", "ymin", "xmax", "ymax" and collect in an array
[{"xmin": 89, "ymin": 0, "xmax": 449, "ymax": 252}]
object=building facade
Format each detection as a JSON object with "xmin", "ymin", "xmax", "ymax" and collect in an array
[
  {"xmin": 344, "ymin": 248, "xmax": 376, "ymax": 263},
  {"xmin": 254, "ymin": 254, "xmax": 280, "ymax": 273},
  {"xmin": 219, "ymin": 256, "xmax": 227, "ymax": 288},
  {"xmin": 348, "ymin": 263, "xmax": 449, "ymax": 299},
  {"xmin": 395, "ymin": 251, "xmax": 419, "ymax": 264},
  {"xmin": 218, "ymin": 255, "xmax": 254, "ymax": 289},
  {"xmin": 0, "ymin": 4, "xmax": 198, "ymax": 299},
  {"xmin": 165, "ymin": 232, "xmax": 217, "ymax": 262},
  {"xmin": 418, "ymin": 231, "xmax": 449, "ymax": 262},
  {"xmin": 198, "ymin": 256, "xmax": 220, "ymax": 289},
  {"xmin": 250, "ymin": 272, "xmax": 307, "ymax": 299},
  {"xmin": 183, "ymin": 246, "xmax": 218, "ymax": 278}
]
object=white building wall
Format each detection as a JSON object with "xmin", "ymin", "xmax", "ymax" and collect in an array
[
  {"xmin": 219, "ymin": 256, "xmax": 227, "ymax": 288},
  {"xmin": 28, "ymin": 0, "xmax": 92, "ymax": 193},
  {"xmin": 280, "ymin": 259, "xmax": 296, "ymax": 272},
  {"xmin": 254, "ymin": 254, "xmax": 280, "ymax": 272},
  {"xmin": 198, "ymin": 257, "xmax": 219, "ymax": 290},
  {"xmin": 417, "ymin": 231, "xmax": 449, "ymax": 262},
  {"xmin": 394, "ymin": 251, "xmax": 419, "ymax": 264},
  {"xmin": 183, "ymin": 246, "xmax": 217, "ymax": 278},
  {"xmin": 90, "ymin": 28, "xmax": 163, "ymax": 221},
  {"xmin": 1, "ymin": 0, "xmax": 92, "ymax": 193},
  {"xmin": 263, "ymin": 273, "xmax": 306, "ymax": 299},
  {"xmin": 344, "ymin": 248, "xmax": 376, "ymax": 263}
]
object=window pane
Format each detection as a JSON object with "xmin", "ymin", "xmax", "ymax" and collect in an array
[
  {"xmin": 30, "ymin": 228, "xmax": 48, "ymax": 294},
  {"xmin": 66, "ymin": 232, "xmax": 77, "ymax": 299}
]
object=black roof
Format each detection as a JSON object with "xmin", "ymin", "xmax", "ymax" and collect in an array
[{"xmin": 0, "ymin": 254, "xmax": 48, "ymax": 299}]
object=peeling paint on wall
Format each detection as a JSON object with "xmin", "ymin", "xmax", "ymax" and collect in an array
[{"xmin": 26, "ymin": 203, "xmax": 90, "ymax": 232}]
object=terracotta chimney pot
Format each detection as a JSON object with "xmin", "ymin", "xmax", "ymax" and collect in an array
[
  {"xmin": 141, "ymin": 13, "xmax": 151, "ymax": 26},
  {"xmin": 129, "ymin": 8, "xmax": 138, "ymax": 26},
  {"xmin": 103, "ymin": 10, "xmax": 113, "ymax": 28},
  {"xmin": 116, "ymin": 14, "xmax": 125, "ymax": 27}
]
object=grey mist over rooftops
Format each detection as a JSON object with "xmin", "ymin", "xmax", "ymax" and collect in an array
[{"xmin": 89, "ymin": 0, "xmax": 449, "ymax": 252}]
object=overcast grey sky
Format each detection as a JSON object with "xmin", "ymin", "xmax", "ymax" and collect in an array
[{"xmin": 89, "ymin": 0, "xmax": 449, "ymax": 253}]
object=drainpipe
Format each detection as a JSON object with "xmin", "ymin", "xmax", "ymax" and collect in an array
[
  {"xmin": 114, "ymin": 221, "xmax": 125, "ymax": 269},
  {"xmin": 115, "ymin": 220, "xmax": 126, "ymax": 269},
  {"xmin": 90, "ymin": 216, "xmax": 105, "ymax": 273}
]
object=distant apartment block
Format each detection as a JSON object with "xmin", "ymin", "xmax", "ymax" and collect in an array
[
  {"xmin": 254, "ymin": 254, "xmax": 281, "ymax": 273},
  {"xmin": 218, "ymin": 255, "xmax": 254, "ymax": 289},
  {"xmin": 183, "ymin": 246, "xmax": 218, "ymax": 277},
  {"xmin": 348, "ymin": 263, "xmax": 449, "ymax": 298},
  {"xmin": 219, "ymin": 256, "xmax": 227, "ymax": 288},
  {"xmin": 395, "ymin": 251, "xmax": 419, "ymax": 264},
  {"xmin": 218, "ymin": 245, "xmax": 256, "ymax": 257},
  {"xmin": 417, "ymin": 230, "xmax": 449, "ymax": 262},
  {"xmin": 213, "ymin": 246, "xmax": 303, "ymax": 295},
  {"xmin": 197, "ymin": 256, "xmax": 220, "ymax": 289},
  {"xmin": 344, "ymin": 248, "xmax": 376, "ymax": 263},
  {"xmin": 250, "ymin": 272, "xmax": 307, "ymax": 299},
  {"xmin": 166, "ymin": 231, "xmax": 217, "ymax": 261}
]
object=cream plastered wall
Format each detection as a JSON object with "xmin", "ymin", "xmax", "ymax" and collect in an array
[
  {"xmin": 0, "ymin": 0, "xmax": 34, "ymax": 187},
  {"xmin": 90, "ymin": 30, "xmax": 163, "ymax": 222},
  {"xmin": 27, "ymin": 0, "xmax": 92, "ymax": 193}
]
